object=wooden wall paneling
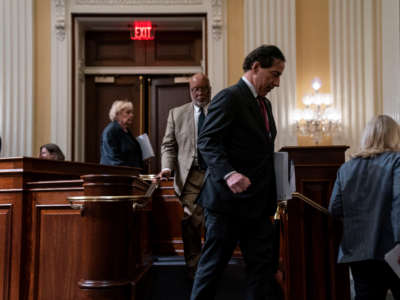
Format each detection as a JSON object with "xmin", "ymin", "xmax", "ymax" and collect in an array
[
  {"xmin": 85, "ymin": 31, "xmax": 146, "ymax": 66},
  {"xmin": 0, "ymin": 192, "xmax": 24, "ymax": 300},
  {"xmin": 28, "ymin": 180, "xmax": 84, "ymax": 300},
  {"xmin": 149, "ymin": 78, "xmax": 190, "ymax": 172},
  {"xmin": 33, "ymin": 205, "xmax": 82, "ymax": 300},
  {"xmin": 0, "ymin": 204, "xmax": 12, "ymax": 300},
  {"xmin": 146, "ymin": 31, "xmax": 202, "ymax": 66}
]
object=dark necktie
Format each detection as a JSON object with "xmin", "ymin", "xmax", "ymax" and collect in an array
[
  {"xmin": 197, "ymin": 107, "xmax": 206, "ymax": 169},
  {"xmin": 256, "ymin": 96, "xmax": 270, "ymax": 132},
  {"xmin": 198, "ymin": 107, "xmax": 205, "ymax": 137}
]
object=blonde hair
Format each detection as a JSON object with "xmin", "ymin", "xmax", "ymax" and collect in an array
[
  {"xmin": 109, "ymin": 100, "xmax": 133, "ymax": 121},
  {"xmin": 353, "ymin": 114, "xmax": 400, "ymax": 158}
]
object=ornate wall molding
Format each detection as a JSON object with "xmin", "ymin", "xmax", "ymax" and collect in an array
[
  {"xmin": 244, "ymin": 0, "xmax": 297, "ymax": 150},
  {"xmin": 211, "ymin": 0, "xmax": 223, "ymax": 40},
  {"xmin": 74, "ymin": 0, "xmax": 203, "ymax": 5},
  {"xmin": 0, "ymin": 0, "xmax": 33, "ymax": 157},
  {"xmin": 55, "ymin": 0, "xmax": 66, "ymax": 41}
]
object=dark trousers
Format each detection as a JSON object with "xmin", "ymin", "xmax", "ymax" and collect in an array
[
  {"xmin": 190, "ymin": 208, "xmax": 279, "ymax": 300},
  {"xmin": 350, "ymin": 260, "xmax": 400, "ymax": 300},
  {"xmin": 180, "ymin": 168, "xmax": 205, "ymax": 274}
]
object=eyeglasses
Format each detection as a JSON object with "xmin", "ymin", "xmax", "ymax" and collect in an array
[{"xmin": 191, "ymin": 87, "xmax": 210, "ymax": 93}]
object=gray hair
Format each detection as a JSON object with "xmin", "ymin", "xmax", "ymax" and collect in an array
[
  {"xmin": 353, "ymin": 114, "xmax": 400, "ymax": 158},
  {"xmin": 109, "ymin": 100, "xmax": 133, "ymax": 121}
]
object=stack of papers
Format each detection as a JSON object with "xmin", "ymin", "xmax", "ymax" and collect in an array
[
  {"xmin": 136, "ymin": 133, "xmax": 155, "ymax": 160},
  {"xmin": 384, "ymin": 244, "xmax": 400, "ymax": 278}
]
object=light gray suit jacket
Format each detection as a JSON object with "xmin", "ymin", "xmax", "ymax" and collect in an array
[
  {"xmin": 329, "ymin": 151, "xmax": 400, "ymax": 263},
  {"xmin": 161, "ymin": 102, "xmax": 198, "ymax": 196}
]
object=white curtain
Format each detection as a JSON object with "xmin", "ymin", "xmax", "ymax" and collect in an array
[
  {"xmin": 381, "ymin": 0, "xmax": 400, "ymax": 123},
  {"xmin": 0, "ymin": 0, "xmax": 33, "ymax": 157},
  {"xmin": 330, "ymin": 0, "xmax": 381, "ymax": 157}
]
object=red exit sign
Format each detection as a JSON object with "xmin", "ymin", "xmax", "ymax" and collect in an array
[{"xmin": 130, "ymin": 21, "xmax": 155, "ymax": 40}]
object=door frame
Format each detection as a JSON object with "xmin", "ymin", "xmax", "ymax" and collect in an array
[
  {"xmin": 50, "ymin": 0, "xmax": 228, "ymax": 161},
  {"xmin": 73, "ymin": 15, "xmax": 205, "ymax": 162}
]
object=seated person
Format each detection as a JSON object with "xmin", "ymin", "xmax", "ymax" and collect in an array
[
  {"xmin": 39, "ymin": 143, "xmax": 65, "ymax": 160},
  {"xmin": 100, "ymin": 99, "xmax": 144, "ymax": 169}
]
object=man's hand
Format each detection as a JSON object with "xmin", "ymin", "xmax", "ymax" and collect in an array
[
  {"xmin": 153, "ymin": 169, "xmax": 171, "ymax": 183},
  {"xmin": 226, "ymin": 172, "xmax": 251, "ymax": 194}
]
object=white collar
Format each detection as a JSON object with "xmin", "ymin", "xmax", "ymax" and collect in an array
[
  {"xmin": 193, "ymin": 103, "xmax": 207, "ymax": 112},
  {"xmin": 241, "ymin": 76, "xmax": 258, "ymax": 98}
]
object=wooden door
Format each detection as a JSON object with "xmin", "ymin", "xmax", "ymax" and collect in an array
[
  {"xmin": 149, "ymin": 77, "xmax": 190, "ymax": 173},
  {"xmin": 85, "ymin": 76, "xmax": 143, "ymax": 163}
]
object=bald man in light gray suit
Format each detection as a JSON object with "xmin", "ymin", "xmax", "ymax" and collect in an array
[{"xmin": 157, "ymin": 73, "xmax": 211, "ymax": 280}]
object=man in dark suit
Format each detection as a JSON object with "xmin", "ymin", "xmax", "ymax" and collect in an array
[{"xmin": 190, "ymin": 45, "xmax": 285, "ymax": 300}]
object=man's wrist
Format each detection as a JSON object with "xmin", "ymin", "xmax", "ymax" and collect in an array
[{"xmin": 224, "ymin": 171, "xmax": 237, "ymax": 181}]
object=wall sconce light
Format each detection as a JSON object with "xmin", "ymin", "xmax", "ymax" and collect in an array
[{"xmin": 294, "ymin": 78, "xmax": 341, "ymax": 145}]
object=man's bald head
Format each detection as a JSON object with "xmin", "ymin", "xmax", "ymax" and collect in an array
[{"xmin": 189, "ymin": 73, "xmax": 211, "ymax": 107}]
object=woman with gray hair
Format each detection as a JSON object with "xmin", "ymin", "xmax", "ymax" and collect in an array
[
  {"xmin": 329, "ymin": 114, "xmax": 400, "ymax": 300},
  {"xmin": 100, "ymin": 100, "xmax": 143, "ymax": 169}
]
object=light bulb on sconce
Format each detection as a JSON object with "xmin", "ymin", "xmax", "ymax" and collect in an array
[{"xmin": 294, "ymin": 78, "xmax": 341, "ymax": 145}]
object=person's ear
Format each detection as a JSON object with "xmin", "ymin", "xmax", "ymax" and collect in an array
[{"xmin": 251, "ymin": 61, "xmax": 261, "ymax": 73}]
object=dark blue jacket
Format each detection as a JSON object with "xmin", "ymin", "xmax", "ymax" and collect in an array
[
  {"xmin": 329, "ymin": 152, "xmax": 400, "ymax": 263},
  {"xmin": 100, "ymin": 121, "xmax": 143, "ymax": 169}
]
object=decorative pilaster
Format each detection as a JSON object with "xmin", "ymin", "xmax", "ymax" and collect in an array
[
  {"xmin": 51, "ymin": 0, "xmax": 71, "ymax": 159},
  {"xmin": 211, "ymin": 0, "xmax": 223, "ymax": 40},
  {"xmin": 55, "ymin": 0, "xmax": 66, "ymax": 41},
  {"xmin": 330, "ymin": 0, "xmax": 381, "ymax": 154},
  {"xmin": 244, "ymin": 0, "xmax": 297, "ymax": 150},
  {"xmin": 0, "ymin": 0, "xmax": 33, "ymax": 157}
]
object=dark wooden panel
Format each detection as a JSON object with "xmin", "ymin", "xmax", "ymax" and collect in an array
[
  {"xmin": 34, "ymin": 206, "xmax": 82, "ymax": 300},
  {"xmin": 151, "ymin": 180, "xmax": 183, "ymax": 255},
  {"xmin": 85, "ymin": 30, "xmax": 202, "ymax": 67},
  {"xmin": 150, "ymin": 77, "xmax": 190, "ymax": 172},
  {"xmin": 85, "ymin": 31, "xmax": 146, "ymax": 66},
  {"xmin": 300, "ymin": 180, "xmax": 332, "ymax": 207},
  {"xmin": 0, "ymin": 205, "xmax": 12, "ymax": 300},
  {"xmin": 85, "ymin": 76, "xmax": 142, "ymax": 164},
  {"xmin": 147, "ymin": 31, "xmax": 202, "ymax": 66}
]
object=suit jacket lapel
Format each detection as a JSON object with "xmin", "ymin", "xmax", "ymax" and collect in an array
[
  {"xmin": 237, "ymin": 79, "xmax": 267, "ymax": 134},
  {"xmin": 182, "ymin": 103, "xmax": 195, "ymax": 145}
]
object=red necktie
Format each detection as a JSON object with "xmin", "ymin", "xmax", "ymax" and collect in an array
[{"xmin": 256, "ymin": 96, "xmax": 270, "ymax": 132}]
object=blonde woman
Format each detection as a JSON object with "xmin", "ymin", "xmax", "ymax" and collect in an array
[
  {"xmin": 329, "ymin": 115, "xmax": 400, "ymax": 300},
  {"xmin": 100, "ymin": 100, "xmax": 143, "ymax": 169}
]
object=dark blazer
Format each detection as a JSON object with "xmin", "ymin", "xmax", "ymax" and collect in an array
[
  {"xmin": 329, "ymin": 152, "xmax": 400, "ymax": 263},
  {"xmin": 197, "ymin": 79, "xmax": 277, "ymax": 218},
  {"xmin": 100, "ymin": 120, "xmax": 144, "ymax": 169}
]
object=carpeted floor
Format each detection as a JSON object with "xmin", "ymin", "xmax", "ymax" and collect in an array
[{"xmin": 150, "ymin": 256, "xmax": 246, "ymax": 300}]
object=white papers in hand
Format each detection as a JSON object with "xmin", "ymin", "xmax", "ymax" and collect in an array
[
  {"xmin": 273, "ymin": 152, "xmax": 296, "ymax": 201},
  {"xmin": 136, "ymin": 133, "xmax": 155, "ymax": 160},
  {"xmin": 384, "ymin": 244, "xmax": 400, "ymax": 278}
]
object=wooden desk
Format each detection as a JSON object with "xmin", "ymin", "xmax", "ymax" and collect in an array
[
  {"xmin": 278, "ymin": 146, "xmax": 350, "ymax": 300},
  {"xmin": 0, "ymin": 157, "xmax": 150, "ymax": 300}
]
